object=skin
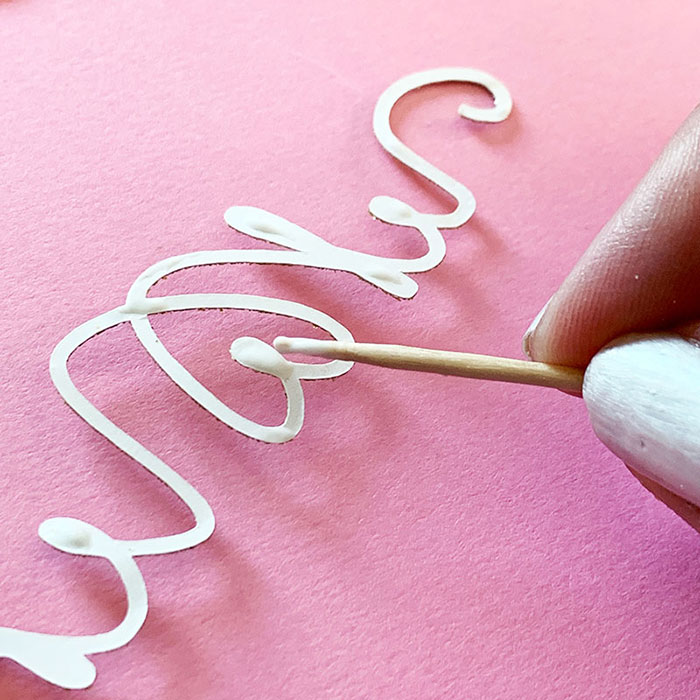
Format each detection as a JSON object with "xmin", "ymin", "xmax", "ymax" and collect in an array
[{"xmin": 524, "ymin": 104, "xmax": 700, "ymax": 531}]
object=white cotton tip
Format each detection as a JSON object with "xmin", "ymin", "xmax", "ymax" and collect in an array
[
  {"xmin": 273, "ymin": 336, "xmax": 334, "ymax": 357},
  {"xmin": 583, "ymin": 333, "xmax": 700, "ymax": 506}
]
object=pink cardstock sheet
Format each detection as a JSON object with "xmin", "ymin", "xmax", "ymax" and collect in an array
[{"xmin": 2, "ymin": 1, "xmax": 700, "ymax": 698}]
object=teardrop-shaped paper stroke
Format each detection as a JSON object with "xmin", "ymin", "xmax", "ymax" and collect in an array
[
  {"xmin": 0, "ymin": 519, "xmax": 147, "ymax": 689},
  {"xmin": 0, "ymin": 67, "xmax": 512, "ymax": 689}
]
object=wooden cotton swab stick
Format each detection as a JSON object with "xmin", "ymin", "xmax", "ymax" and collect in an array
[{"xmin": 273, "ymin": 337, "xmax": 585, "ymax": 394}]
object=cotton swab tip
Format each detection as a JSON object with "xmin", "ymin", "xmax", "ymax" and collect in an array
[{"xmin": 273, "ymin": 336, "xmax": 335, "ymax": 356}]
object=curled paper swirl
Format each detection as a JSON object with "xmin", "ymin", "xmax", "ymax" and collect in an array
[{"xmin": 0, "ymin": 67, "xmax": 512, "ymax": 689}]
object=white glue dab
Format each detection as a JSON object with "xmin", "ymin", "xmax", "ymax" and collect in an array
[
  {"xmin": 231, "ymin": 336, "xmax": 295, "ymax": 380},
  {"xmin": 0, "ymin": 519, "xmax": 147, "ymax": 689},
  {"xmin": 0, "ymin": 66, "xmax": 512, "ymax": 689}
]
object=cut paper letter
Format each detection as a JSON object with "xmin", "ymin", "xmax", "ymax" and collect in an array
[{"xmin": 0, "ymin": 66, "xmax": 512, "ymax": 690}]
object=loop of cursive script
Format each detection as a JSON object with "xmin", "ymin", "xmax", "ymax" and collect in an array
[{"xmin": 0, "ymin": 67, "xmax": 512, "ymax": 689}]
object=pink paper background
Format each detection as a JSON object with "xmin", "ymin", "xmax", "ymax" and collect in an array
[{"xmin": 2, "ymin": 1, "xmax": 700, "ymax": 698}]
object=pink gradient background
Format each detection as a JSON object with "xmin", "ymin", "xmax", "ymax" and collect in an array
[{"xmin": 2, "ymin": 1, "xmax": 700, "ymax": 697}]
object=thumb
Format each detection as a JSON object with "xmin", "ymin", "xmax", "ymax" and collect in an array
[
  {"xmin": 582, "ymin": 326, "xmax": 700, "ymax": 523},
  {"xmin": 628, "ymin": 468, "xmax": 700, "ymax": 534}
]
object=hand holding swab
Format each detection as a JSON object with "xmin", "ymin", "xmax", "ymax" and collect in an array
[
  {"xmin": 279, "ymin": 104, "xmax": 700, "ymax": 532},
  {"xmin": 274, "ymin": 331, "xmax": 700, "ymax": 533},
  {"xmin": 520, "ymin": 104, "xmax": 700, "ymax": 531}
]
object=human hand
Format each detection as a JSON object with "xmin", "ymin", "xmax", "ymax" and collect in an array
[{"xmin": 522, "ymin": 105, "xmax": 700, "ymax": 531}]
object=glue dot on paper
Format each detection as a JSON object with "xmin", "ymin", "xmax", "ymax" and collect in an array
[
  {"xmin": 365, "ymin": 265, "xmax": 403, "ymax": 285},
  {"xmin": 230, "ymin": 336, "xmax": 294, "ymax": 380},
  {"xmin": 39, "ymin": 518, "xmax": 93, "ymax": 553},
  {"xmin": 253, "ymin": 219, "xmax": 281, "ymax": 236},
  {"xmin": 368, "ymin": 196, "xmax": 415, "ymax": 225}
]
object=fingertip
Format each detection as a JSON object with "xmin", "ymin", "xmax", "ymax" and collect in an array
[
  {"xmin": 523, "ymin": 102, "xmax": 700, "ymax": 368},
  {"xmin": 521, "ymin": 295, "xmax": 552, "ymax": 359},
  {"xmin": 676, "ymin": 320, "xmax": 700, "ymax": 344},
  {"xmin": 629, "ymin": 466, "xmax": 700, "ymax": 534},
  {"xmin": 522, "ymin": 289, "xmax": 591, "ymax": 366}
]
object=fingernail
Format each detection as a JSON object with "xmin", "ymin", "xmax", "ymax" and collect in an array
[
  {"xmin": 583, "ymin": 332, "xmax": 700, "ymax": 507},
  {"xmin": 522, "ymin": 296, "xmax": 552, "ymax": 359},
  {"xmin": 675, "ymin": 320, "xmax": 700, "ymax": 346}
]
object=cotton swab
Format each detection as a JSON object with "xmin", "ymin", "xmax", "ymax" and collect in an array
[{"xmin": 272, "ymin": 337, "xmax": 584, "ymax": 394}]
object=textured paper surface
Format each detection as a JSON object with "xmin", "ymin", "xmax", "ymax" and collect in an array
[
  {"xmin": 0, "ymin": 66, "xmax": 511, "ymax": 689},
  {"xmin": 2, "ymin": 1, "xmax": 700, "ymax": 698}
]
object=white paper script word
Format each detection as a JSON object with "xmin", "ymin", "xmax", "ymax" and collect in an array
[{"xmin": 0, "ymin": 67, "xmax": 511, "ymax": 689}]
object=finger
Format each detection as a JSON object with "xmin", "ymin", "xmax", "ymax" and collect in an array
[
  {"xmin": 628, "ymin": 466, "xmax": 700, "ymax": 534},
  {"xmin": 524, "ymin": 105, "xmax": 700, "ymax": 367},
  {"xmin": 626, "ymin": 325, "xmax": 700, "ymax": 528},
  {"xmin": 582, "ymin": 330, "xmax": 700, "ymax": 509}
]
